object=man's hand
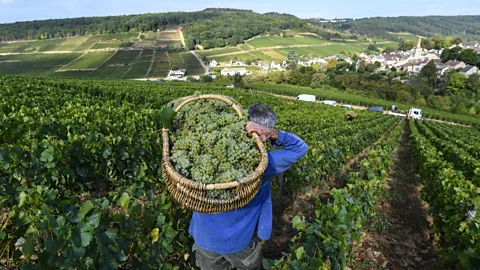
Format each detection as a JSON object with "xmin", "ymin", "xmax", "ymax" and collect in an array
[{"xmin": 246, "ymin": 122, "xmax": 279, "ymax": 143}]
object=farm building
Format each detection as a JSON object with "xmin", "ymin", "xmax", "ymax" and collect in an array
[
  {"xmin": 221, "ymin": 68, "xmax": 247, "ymax": 76},
  {"xmin": 165, "ymin": 69, "xmax": 187, "ymax": 81}
]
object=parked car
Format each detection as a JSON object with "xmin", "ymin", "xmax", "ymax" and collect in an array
[
  {"xmin": 295, "ymin": 94, "xmax": 316, "ymax": 102},
  {"xmin": 408, "ymin": 108, "xmax": 423, "ymax": 120},
  {"xmin": 321, "ymin": 100, "xmax": 337, "ymax": 106},
  {"xmin": 367, "ymin": 106, "xmax": 384, "ymax": 113},
  {"xmin": 342, "ymin": 104, "xmax": 353, "ymax": 109},
  {"xmin": 226, "ymin": 84, "xmax": 235, "ymax": 89}
]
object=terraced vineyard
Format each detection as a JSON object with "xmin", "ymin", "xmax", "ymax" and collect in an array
[
  {"xmin": 0, "ymin": 76, "xmax": 478, "ymax": 269},
  {"xmin": 0, "ymin": 29, "xmax": 194, "ymax": 79}
]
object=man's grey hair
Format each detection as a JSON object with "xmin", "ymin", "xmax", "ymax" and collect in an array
[{"xmin": 247, "ymin": 104, "xmax": 276, "ymax": 128}]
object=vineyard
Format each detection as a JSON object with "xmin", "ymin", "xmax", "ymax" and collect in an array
[{"xmin": 0, "ymin": 75, "xmax": 479, "ymax": 269}]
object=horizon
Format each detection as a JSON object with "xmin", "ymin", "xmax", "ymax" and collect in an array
[{"xmin": 1, "ymin": 0, "xmax": 480, "ymax": 24}]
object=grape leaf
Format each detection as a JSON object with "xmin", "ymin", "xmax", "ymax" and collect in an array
[{"xmin": 160, "ymin": 105, "xmax": 177, "ymax": 132}]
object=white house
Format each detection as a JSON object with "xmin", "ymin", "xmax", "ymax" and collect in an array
[
  {"xmin": 445, "ymin": 60, "xmax": 467, "ymax": 70},
  {"xmin": 307, "ymin": 58, "xmax": 326, "ymax": 66},
  {"xmin": 460, "ymin": 66, "xmax": 479, "ymax": 77},
  {"xmin": 221, "ymin": 68, "xmax": 247, "ymax": 76},
  {"xmin": 383, "ymin": 54, "xmax": 398, "ymax": 67},
  {"xmin": 270, "ymin": 61, "xmax": 283, "ymax": 70},
  {"xmin": 209, "ymin": 60, "xmax": 218, "ymax": 67},
  {"xmin": 165, "ymin": 69, "xmax": 187, "ymax": 81}
]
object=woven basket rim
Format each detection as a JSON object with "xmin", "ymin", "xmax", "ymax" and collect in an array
[{"xmin": 162, "ymin": 94, "xmax": 268, "ymax": 191}]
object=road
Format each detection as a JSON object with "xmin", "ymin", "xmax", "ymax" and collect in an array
[{"xmin": 250, "ymin": 90, "xmax": 470, "ymax": 127}]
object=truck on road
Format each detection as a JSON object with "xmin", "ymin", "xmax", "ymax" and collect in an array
[{"xmin": 386, "ymin": 106, "xmax": 422, "ymax": 120}]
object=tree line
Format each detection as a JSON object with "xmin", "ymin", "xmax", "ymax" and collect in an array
[
  {"xmin": 0, "ymin": 9, "xmax": 306, "ymax": 50},
  {"xmin": 310, "ymin": 16, "xmax": 480, "ymax": 42}
]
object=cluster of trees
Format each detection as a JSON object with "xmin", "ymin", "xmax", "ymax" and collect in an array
[
  {"xmin": 441, "ymin": 47, "xmax": 480, "ymax": 66},
  {"xmin": 182, "ymin": 10, "xmax": 305, "ymax": 49},
  {"xmin": 395, "ymin": 36, "xmax": 463, "ymax": 51},
  {"xmin": 0, "ymin": 9, "xmax": 306, "ymax": 50},
  {"xmin": 312, "ymin": 16, "xmax": 480, "ymax": 42}
]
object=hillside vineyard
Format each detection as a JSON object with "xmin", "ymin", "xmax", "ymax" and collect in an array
[{"xmin": 0, "ymin": 76, "xmax": 479, "ymax": 269}]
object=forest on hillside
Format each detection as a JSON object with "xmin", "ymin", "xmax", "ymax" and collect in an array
[
  {"xmin": 310, "ymin": 16, "xmax": 480, "ymax": 41},
  {"xmin": 0, "ymin": 9, "xmax": 305, "ymax": 49}
]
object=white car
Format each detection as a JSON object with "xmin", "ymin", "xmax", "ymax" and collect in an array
[
  {"xmin": 296, "ymin": 94, "xmax": 316, "ymax": 102},
  {"xmin": 342, "ymin": 104, "xmax": 353, "ymax": 109},
  {"xmin": 226, "ymin": 84, "xmax": 235, "ymax": 89},
  {"xmin": 322, "ymin": 100, "xmax": 337, "ymax": 106}
]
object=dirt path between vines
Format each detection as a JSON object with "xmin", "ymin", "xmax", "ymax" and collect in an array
[
  {"xmin": 352, "ymin": 123, "xmax": 437, "ymax": 269},
  {"xmin": 263, "ymin": 122, "xmax": 397, "ymax": 260}
]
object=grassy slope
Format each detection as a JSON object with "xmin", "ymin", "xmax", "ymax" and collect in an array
[{"xmin": 63, "ymin": 51, "xmax": 116, "ymax": 69}]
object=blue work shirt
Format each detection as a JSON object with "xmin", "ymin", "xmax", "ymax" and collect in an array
[{"xmin": 189, "ymin": 130, "xmax": 308, "ymax": 254}]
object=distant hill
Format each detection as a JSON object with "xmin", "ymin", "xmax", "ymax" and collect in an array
[
  {"xmin": 0, "ymin": 9, "xmax": 306, "ymax": 50},
  {"xmin": 2, "ymin": 10, "xmax": 479, "ymax": 49},
  {"xmin": 309, "ymin": 16, "xmax": 480, "ymax": 41}
]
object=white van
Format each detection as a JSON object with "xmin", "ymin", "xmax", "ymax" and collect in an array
[
  {"xmin": 408, "ymin": 108, "xmax": 422, "ymax": 120},
  {"xmin": 296, "ymin": 94, "xmax": 316, "ymax": 102},
  {"xmin": 322, "ymin": 100, "xmax": 337, "ymax": 106}
]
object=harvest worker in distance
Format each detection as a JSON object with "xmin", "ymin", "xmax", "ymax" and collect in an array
[{"xmin": 189, "ymin": 103, "xmax": 308, "ymax": 269}]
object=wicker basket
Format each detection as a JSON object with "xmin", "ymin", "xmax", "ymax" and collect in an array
[{"xmin": 162, "ymin": 94, "xmax": 269, "ymax": 213}]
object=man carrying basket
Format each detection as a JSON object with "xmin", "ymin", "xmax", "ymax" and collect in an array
[{"xmin": 189, "ymin": 103, "xmax": 308, "ymax": 269}]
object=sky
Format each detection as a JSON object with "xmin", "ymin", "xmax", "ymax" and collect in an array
[{"xmin": 0, "ymin": 0, "xmax": 479, "ymax": 24}]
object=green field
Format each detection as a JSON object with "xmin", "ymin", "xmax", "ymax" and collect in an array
[
  {"xmin": 74, "ymin": 33, "xmax": 139, "ymax": 51},
  {"xmin": 63, "ymin": 51, "xmax": 115, "ymax": 69},
  {"xmin": 0, "ymin": 53, "xmax": 82, "ymax": 76},
  {"xmin": 123, "ymin": 62, "xmax": 152, "ymax": 79},
  {"xmin": 152, "ymin": 61, "xmax": 170, "ymax": 71},
  {"xmin": 168, "ymin": 53, "xmax": 183, "ymax": 63},
  {"xmin": 276, "ymin": 44, "xmax": 368, "ymax": 58},
  {"xmin": 196, "ymin": 47, "xmax": 242, "ymax": 57},
  {"xmin": 49, "ymin": 70, "xmax": 93, "ymax": 78},
  {"xmin": 0, "ymin": 50, "xmax": 202, "ymax": 79},
  {"xmin": 210, "ymin": 66, "xmax": 262, "ymax": 73},
  {"xmin": 90, "ymin": 41, "xmax": 134, "ymax": 49},
  {"xmin": 181, "ymin": 53, "xmax": 204, "ymax": 75},
  {"xmin": 141, "ymin": 49, "xmax": 154, "ymax": 56},
  {"xmin": 247, "ymin": 35, "xmax": 329, "ymax": 48},
  {"xmin": 154, "ymin": 51, "xmax": 169, "ymax": 61},
  {"xmin": 0, "ymin": 37, "xmax": 89, "ymax": 53},
  {"xmin": 238, "ymin": 43, "xmax": 252, "ymax": 50},
  {"xmin": 210, "ymin": 53, "xmax": 256, "ymax": 63},
  {"xmin": 103, "ymin": 50, "xmax": 141, "ymax": 66},
  {"xmin": 108, "ymin": 66, "xmax": 131, "ymax": 78}
]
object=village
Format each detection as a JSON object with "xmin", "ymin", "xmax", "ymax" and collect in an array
[{"xmin": 159, "ymin": 38, "xmax": 480, "ymax": 82}]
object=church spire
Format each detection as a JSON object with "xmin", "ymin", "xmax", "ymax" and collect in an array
[{"xmin": 417, "ymin": 37, "xmax": 422, "ymax": 48}]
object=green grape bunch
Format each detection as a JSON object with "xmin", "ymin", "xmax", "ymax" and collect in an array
[{"xmin": 170, "ymin": 96, "xmax": 261, "ymax": 200}]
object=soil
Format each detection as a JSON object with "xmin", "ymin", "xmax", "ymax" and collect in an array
[{"xmin": 351, "ymin": 123, "xmax": 436, "ymax": 269}]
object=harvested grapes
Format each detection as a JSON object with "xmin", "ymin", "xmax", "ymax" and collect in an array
[{"xmin": 170, "ymin": 97, "xmax": 261, "ymax": 199}]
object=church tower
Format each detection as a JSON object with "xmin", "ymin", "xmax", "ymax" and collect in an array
[{"xmin": 414, "ymin": 37, "xmax": 422, "ymax": 59}]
